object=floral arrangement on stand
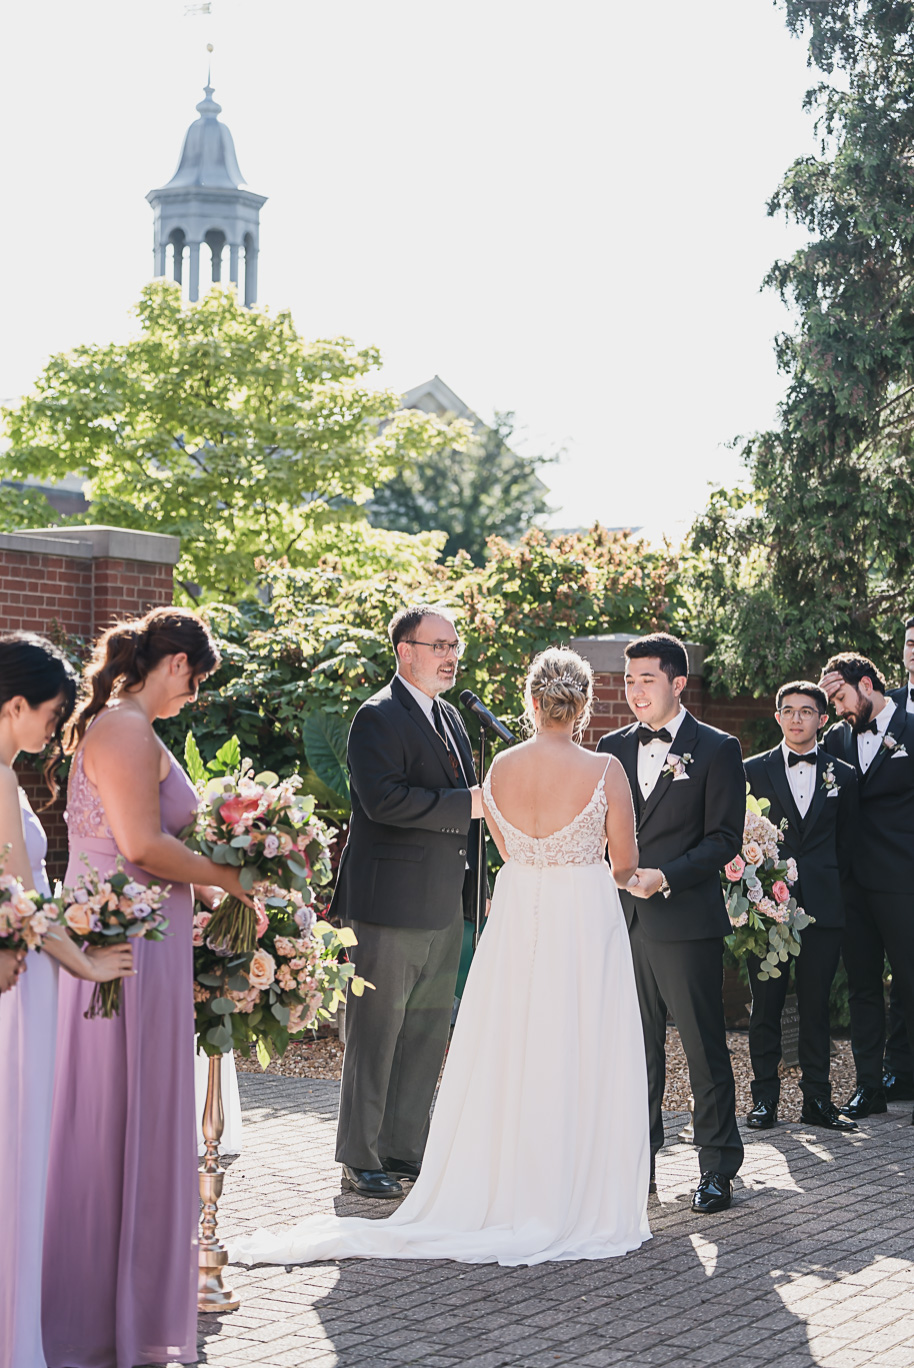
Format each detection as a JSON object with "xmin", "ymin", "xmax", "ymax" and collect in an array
[
  {"xmin": 185, "ymin": 733, "xmax": 370, "ymax": 1066},
  {"xmin": 60, "ymin": 857, "xmax": 171, "ymax": 1018},
  {"xmin": 722, "ymin": 788, "xmax": 814, "ymax": 981}
]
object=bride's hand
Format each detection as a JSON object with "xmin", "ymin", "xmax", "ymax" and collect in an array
[{"xmin": 84, "ymin": 944, "xmax": 136, "ymax": 983}]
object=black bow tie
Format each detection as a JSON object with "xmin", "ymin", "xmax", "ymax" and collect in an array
[
  {"xmin": 787, "ymin": 750, "xmax": 816, "ymax": 768},
  {"xmin": 638, "ymin": 725, "xmax": 672, "ymax": 746},
  {"xmin": 910, "ymin": 687, "xmax": 914, "ymax": 704},
  {"xmin": 859, "ymin": 719, "xmax": 879, "ymax": 735}
]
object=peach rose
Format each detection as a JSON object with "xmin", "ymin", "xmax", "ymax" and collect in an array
[
  {"xmin": 724, "ymin": 856, "xmax": 745, "ymax": 882},
  {"xmin": 743, "ymin": 841, "xmax": 763, "ymax": 867},
  {"xmin": 247, "ymin": 948, "xmax": 276, "ymax": 990},
  {"xmin": 64, "ymin": 903, "xmax": 93, "ymax": 937},
  {"xmin": 771, "ymin": 881, "xmax": 790, "ymax": 904}
]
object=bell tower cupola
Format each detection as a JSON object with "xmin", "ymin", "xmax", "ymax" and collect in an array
[{"xmin": 147, "ymin": 72, "xmax": 267, "ymax": 306}]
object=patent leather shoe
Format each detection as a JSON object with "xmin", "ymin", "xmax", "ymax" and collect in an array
[
  {"xmin": 882, "ymin": 1070, "xmax": 914, "ymax": 1101},
  {"xmin": 800, "ymin": 1097, "xmax": 858, "ymax": 1131},
  {"xmin": 341, "ymin": 1165, "xmax": 403, "ymax": 1198},
  {"xmin": 381, "ymin": 1157, "xmax": 421, "ymax": 1181},
  {"xmin": 691, "ymin": 1171, "xmax": 732, "ymax": 1214},
  {"xmin": 839, "ymin": 1085, "xmax": 887, "ymax": 1119},
  {"xmin": 746, "ymin": 1098, "xmax": 777, "ymax": 1129}
]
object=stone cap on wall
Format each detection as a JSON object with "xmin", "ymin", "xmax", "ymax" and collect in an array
[
  {"xmin": 572, "ymin": 633, "xmax": 706, "ymax": 678},
  {"xmin": 0, "ymin": 525, "xmax": 181, "ymax": 566}
]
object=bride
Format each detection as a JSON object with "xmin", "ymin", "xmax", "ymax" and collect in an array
[{"xmin": 230, "ymin": 646, "xmax": 651, "ymax": 1267}]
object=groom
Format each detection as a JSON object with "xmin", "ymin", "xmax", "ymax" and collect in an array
[
  {"xmin": 598, "ymin": 633, "xmax": 745, "ymax": 1213},
  {"xmin": 331, "ymin": 603, "xmax": 484, "ymax": 1198}
]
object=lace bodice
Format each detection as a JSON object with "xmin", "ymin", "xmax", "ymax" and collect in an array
[
  {"xmin": 66, "ymin": 745, "xmax": 114, "ymax": 840},
  {"xmin": 482, "ymin": 761, "xmax": 611, "ymax": 867}
]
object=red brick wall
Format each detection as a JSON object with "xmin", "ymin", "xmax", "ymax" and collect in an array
[
  {"xmin": 1, "ymin": 529, "xmax": 177, "ymax": 880},
  {"xmin": 581, "ymin": 673, "xmax": 773, "ymax": 754}
]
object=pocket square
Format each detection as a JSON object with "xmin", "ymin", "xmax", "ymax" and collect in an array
[
  {"xmin": 672, "ymin": 773, "xmax": 690, "ymax": 781},
  {"xmin": 826, "ymin": 788, "xmax": 839, "ymax": 797},
  {"xmin": 891, "ymin": 749, "xmax": 907, "ymax": 758}
]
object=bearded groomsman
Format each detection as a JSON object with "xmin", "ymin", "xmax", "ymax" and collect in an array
[
  {"xmin": 743, "ymin": 682, "xmax": 858, "ymax": 1133},
  {"xmin": 883, "ymin": 616, "xmax": 914, "ymax": 1100},
  {"xmin": 598, "ymin": 633, "xmax": 745, "ymax": 1214},
  {"xmin": 820, "ymin": 652, "xmax": 914, "ymax": 1121}
]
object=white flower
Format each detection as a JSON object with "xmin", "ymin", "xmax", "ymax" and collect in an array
[{"xmin": 122, "ymin": 881, "xmax": 146, "ymax": 900}]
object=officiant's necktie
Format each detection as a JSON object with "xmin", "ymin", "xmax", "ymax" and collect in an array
[
  {"xmin": 431, "ymin": 698, "xmax": 464, "ymax": 784},
  {"xmin": 637, "ymin": 725, "xmax": 672, "ymax": 746},
  {"xmin": 787, "ymin": 750, "xmax": 816, "ymax": 768}
]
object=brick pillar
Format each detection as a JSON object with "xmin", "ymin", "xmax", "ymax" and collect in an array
[{"xmin": 0, "ymin": 525, "xmax": 181, "ymax": 880}]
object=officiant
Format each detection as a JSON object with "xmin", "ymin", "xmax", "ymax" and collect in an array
[
  {"xmin": 330, "ymin": 604, "xmax": 484, "ymax": 1198},
  {"xmin": 743, "ymin": 681, "xmax": 858, "ymax": 1132}
]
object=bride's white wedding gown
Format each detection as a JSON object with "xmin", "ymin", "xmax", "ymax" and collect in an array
[{"xmin": 229, "ymin": 762, "xmax": 651, "ymax": 1268}]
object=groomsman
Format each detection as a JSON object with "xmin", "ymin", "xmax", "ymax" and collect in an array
[
  {"xmin": 331, "ymin": 604, "xmax": 484, "ymax": 1197},
  {"xmin": 820, "ymin": 652, "xmax": 914, "ymax": 1120},
  {"xmin": 882, "ymin": 615, "xmax": 914, "ymax": 1098},
  {"xmin": 743, "ymin": 682, "xmax": 858, "ymax": 1132},
  {"xmin": 598, "ymin": 633, "xmax": 746, "ymax": 1214}
]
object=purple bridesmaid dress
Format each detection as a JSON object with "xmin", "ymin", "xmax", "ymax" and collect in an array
[{"xmin": 42, "ymin": 738, "xmax": 199, "ymax": 1368}]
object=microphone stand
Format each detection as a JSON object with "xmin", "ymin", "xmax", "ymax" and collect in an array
[{"xmin": 474, "ymin": 726, "xmax": 487, "ymax": 951}]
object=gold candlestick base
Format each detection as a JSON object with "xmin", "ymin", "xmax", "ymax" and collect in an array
[{"xmin": 198, "ymin": 1052, "xmax": 240, "ymax": 1313}]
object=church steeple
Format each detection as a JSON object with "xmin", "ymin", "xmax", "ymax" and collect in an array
[{"xmin": 147, "ymin": 71, "xmax": 267, "ymax": 305}]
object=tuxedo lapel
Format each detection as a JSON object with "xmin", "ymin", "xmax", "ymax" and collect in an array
[
  {"xmin": 861, "ymin": 703, "xmax": 905, "ymax": 789},
  {"xmin": 440, "ymin": 697, "xmax": 475, "ymax": 786},
  {"xmin": 639, "ymin": 711, "xmax": 700, "ymax": 832},
  {"xmin": 391, "ymin": 676, "xmax": 460, "ymax": 788},
  {"xmin": 802, "ymin": 750, "xmax": 830, "ymax": 838},
  {"xmin": 618, "ymin": 725, "xmax": 640, "ymax": 806},
  {"xmin": 763, "ymin": 749, "xmax": 804, "ymax": 839},
  {"xmin": 842, "ymin": 722, "xmax": 861, "ymax": 777}
]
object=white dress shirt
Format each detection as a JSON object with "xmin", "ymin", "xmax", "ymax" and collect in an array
[
  {"xmin": 781, "ymin": 740, "xmax": 817, "ymax": 818},
  {"xmin": 397, "ymin": 674, "xmax": 470, "ymax": 784},
  {"xmin": 856, "ymin": 699, "xmax": 895, "ymax": 773},
  {"xmin": 637, "ymin": 706, "xmax": 687, "ymax": 800}
]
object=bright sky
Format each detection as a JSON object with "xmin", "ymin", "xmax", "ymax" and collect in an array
[{"xmin": 0, "ymin": 0, "xmax": 818, "ymax": 540}]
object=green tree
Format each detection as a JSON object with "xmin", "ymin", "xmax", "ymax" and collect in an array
[
  {"xmin": 689, "ymin": 0, "xmax": 914, "ymax": 693},
  {"xmin": 1, "ymin": 282, "xmax": 466, "ymax": 601},
  {"xmin": 368, "ymin": 411, "xmax": 553, "ymax": 564}
]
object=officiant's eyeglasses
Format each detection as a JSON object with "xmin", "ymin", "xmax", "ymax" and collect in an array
[
  {"xmin": 778, "ymin": 706, "xmax": 820, "ymax": 720},
  {"xmin": 406, "ymin": 639, "xmax": 466, "ymax": 658}
]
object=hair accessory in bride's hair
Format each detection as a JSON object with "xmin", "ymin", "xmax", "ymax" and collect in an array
[{"xmin": 552, "ymin": 673, "xmax": 582, "ymax": 688}]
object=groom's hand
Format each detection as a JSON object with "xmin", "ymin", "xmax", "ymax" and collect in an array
[{"xmin": 628, "ymin": 868, "xmax": 664, "ymax": 899}]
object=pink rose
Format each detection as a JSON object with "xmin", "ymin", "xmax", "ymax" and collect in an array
[
  {"xmin": 247, "ymin": 948, "xmax": 276, "ymax": 990},
  {"xmin": 724, "ymin": 856, "xmax": 745, "ymax": 882},
  {"xmin": 771, "ymin": 881, "xmax": 790, "ymax": 905},
  {"xmin": 219, "ymin": 795, "xmax": 262, "ymax": 827},
  {"xmin": 255, "ymin": 902, "xmax": 270, "ymax": 939}
]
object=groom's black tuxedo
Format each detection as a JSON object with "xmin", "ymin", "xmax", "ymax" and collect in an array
[
  {"xmin": 598, "ymin": 711, "xmax": 745, "ymax": 1178},
  {"xmin": 743, "ymin": 746, "xmax": 858, "ymax": 1104},
  {"xmin": 822, "ymin": 700, "xmax": 914, "ymax": 1087}
]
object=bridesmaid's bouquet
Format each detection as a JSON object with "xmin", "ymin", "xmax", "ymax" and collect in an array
[
  {"xmin": 721, "ymin": 789, "xmax": 813, "ymax": 980},
  {"xmin": 182, "ymin": 735, "xmax": 333, "ymax": 956},
  {"xmin": 0, "ymin": 867, "xmax": 59, "ymax": 952},
  {"xmin": 193, "ymin": 886, "xmax": 369, "ymax": 1065},
  {"xmin": 61, "ymin": 857, "xmax": 171, "ymax": 1019}
]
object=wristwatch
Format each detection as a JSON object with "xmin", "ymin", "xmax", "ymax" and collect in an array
[{"xmin": 658, "ymin": 872, "xmax": 671, "ymax": 899}]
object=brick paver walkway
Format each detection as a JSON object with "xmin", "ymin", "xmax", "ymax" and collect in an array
[{"xmin": 199, "ymin": 1074, "xmax": 914, "ymax": 1368}]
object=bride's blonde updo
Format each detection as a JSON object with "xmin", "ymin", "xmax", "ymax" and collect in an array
[{"xmin": 524, "ymin": 646, "xmax": 593, "ymax": 740}]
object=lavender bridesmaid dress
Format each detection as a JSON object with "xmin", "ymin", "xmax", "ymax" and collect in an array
[
  {"xmin": 0, "ymin": 790, "xmax": 56, "ymax": 1368},
  {"xmin": 42, "ymin": 739, "xmax": 199, "ymax": 1368}
]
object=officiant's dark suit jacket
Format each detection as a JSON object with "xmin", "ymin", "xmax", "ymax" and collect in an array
[
  {"xmin": 597, "ymin": 710, "xmax": 745, "ymax": 938},
  {"xmin": 329, "ymin": 675, "xmax": 481, "ymax": 929},
  {"xmin": 743, "ymin": 748, "xmax": 858, "ymax": 930},
  {"xmin": 822, "ymin": 702, "xmax": 914, "ymax": 894}
]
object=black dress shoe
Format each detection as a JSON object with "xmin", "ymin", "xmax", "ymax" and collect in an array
[
  {"xmin": 746, "ymin": 1099, "xmax": 778, "ymax": 1129},
  {"xmin": 883, "ymin": 1070, "xmax": 914, "ymax": 1101},
  {"xmin": 381, "ymin": 1157, "xmax": 421, "ymax": 1181},
  {"xmin": 341, "ymin": 1165, "xmax": 403, "ymax": 1198},
  {"xmin": 691, "ymin": 1171, "xmax": 732, "ymax": 1214},
  {"xmin": 800, "ymin": 1097, "xmax": 858, "ymax": 1132},
  {"xmin": 840, "ymin": 1085, "xmax": 887, "ymax": 1119}
]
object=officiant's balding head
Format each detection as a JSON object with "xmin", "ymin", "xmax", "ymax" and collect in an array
[{"xmin": 389, "ymin": 603, "xmax": 464, "ymax": 698}]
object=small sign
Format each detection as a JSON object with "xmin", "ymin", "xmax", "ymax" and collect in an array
[{"xmin": 781, "ymin": 992, "xmax": 800, "ymax": 1068}]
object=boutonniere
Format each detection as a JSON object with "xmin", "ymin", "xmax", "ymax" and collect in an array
[
  {"xmin": 661, "ymin": 752, "xmax": 693, "ymax": 781},
  {"xmin": 821, "ymin": 762, "xmax": 838, "ymax": 793},
  {"xmin": 882, "ymin": 733, "xmax": 908, "ymax": 758}
]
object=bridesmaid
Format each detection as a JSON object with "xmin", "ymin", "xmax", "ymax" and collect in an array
[
  {"xmin": 42, "ymin": 608, "xmax": 252, "ymax": 1368},
  {"xmin": 0, "ymin": 633, "xmax": 133, "ymax": 1368}
]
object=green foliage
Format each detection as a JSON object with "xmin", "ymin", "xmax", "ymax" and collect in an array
[
  {"xmin": 368, "ymin": 411, "xmax": 554, "ymax": 564},
  {"xmin": 0, "ymin": 482, "xmax": 59, "ymax": 532},
  {"xmin": 1, "ymin": 282, "xmax": 467, "ymax": 601},
  {"xmin": 688, "ymin": 1, "xmax": 914, "ymax": 693}
]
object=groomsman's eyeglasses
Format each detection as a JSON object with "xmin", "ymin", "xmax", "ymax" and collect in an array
[
  {"xmin": 777, "ymin": 705, "xmax": 820, "ymax": 720},
  {"xmin": 406, "ymin": 639, "xmax": 466, "ymax": 658}
]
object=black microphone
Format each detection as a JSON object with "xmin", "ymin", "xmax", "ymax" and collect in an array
[{"xmin": 459, "ymin": 690, "xmax": 516, "ymax": 744}]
